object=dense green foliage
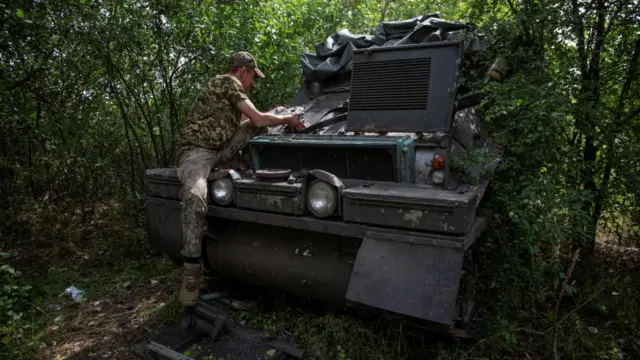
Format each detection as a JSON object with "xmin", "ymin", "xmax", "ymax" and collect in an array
[
  {"xmin": 1, "ymin": 0, "xmax": 639, "ymax": 359},
  {"xmin": 0, "ymin": 252, "xmax": 32, "ymax": 353}
]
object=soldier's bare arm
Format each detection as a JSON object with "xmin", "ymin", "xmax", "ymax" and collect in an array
[
  {"xmin": 239, "ymin": 113, "xmax": 253, "ymax": 128},
  {"xmin": 236, "ymin": 98, "xmax": 305, "ymax": 130}
]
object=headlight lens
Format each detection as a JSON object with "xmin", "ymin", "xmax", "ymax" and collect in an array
[
  {"xmin": 307, "ymin": 180, "xmax": 337, "ymax": 218},
  {"xmin": 432, "ymin": 170, "xmax": 445, "ymax": 184},
  {"xmin": 212, "ymin": 177, "xmax": 234, "ymax": 205}
]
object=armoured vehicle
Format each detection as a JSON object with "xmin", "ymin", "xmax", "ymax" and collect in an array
[{"xmin": 145, "ymin": 14, "xmax": 503, "ymax": 331}]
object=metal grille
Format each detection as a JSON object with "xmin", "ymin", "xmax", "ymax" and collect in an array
[{"xmin": 349, "ymin": 57, "xmax": 432, "ymax": 111}]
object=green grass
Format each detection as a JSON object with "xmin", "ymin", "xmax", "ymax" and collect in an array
[{"xmin": 1, "ymin": 235, "xmax": 182, "ymax": 360}]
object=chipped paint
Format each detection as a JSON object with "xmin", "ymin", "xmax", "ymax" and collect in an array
[
  {"xmin": 403, "ymin": 210, "xmax": 424, "ymax": 227},
  {"xmin": 262, "ymin": 195, "xmax": 287, "ymax": 209},
  {"xmin": 234, "ymin": 180, "xmax": 304, "ymax": 215}
]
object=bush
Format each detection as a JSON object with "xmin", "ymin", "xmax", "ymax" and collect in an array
[{"xmin": 0, "ymin": 251, "xmax": 33, "ymax": 355}]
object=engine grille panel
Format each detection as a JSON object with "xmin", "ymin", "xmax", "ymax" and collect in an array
[
  {"xmin": 345, "ymin": 42, "xmax": 464, "ymax": 133},
  {"xmin": 349, "ymin": 58, "xmax": 431, "ymax": 111}
]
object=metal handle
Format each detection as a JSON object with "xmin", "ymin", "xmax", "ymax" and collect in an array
[{"xmin": 146, "ymin": 341, "xmax": 196, "ymax": 360}]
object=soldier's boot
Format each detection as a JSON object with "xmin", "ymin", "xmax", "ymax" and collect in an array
[{"xmin": 179, "ymin": 262, "xmax": 202, "ymax": 306}]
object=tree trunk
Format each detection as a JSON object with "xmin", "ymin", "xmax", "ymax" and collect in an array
[
  {"xmin": 568, "ymin": 0, "xmax": 607, "ymax": 254},
  {"xmin": 591, "ymin": 33, "xmax": 640, "ymax": 240},
  {"xmin": 379, "ymin": 0, "xmax": 391, "ymax": 24}
]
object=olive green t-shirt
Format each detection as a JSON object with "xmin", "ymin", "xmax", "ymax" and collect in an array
[{"xmin": 177, "ymin": 74, "xmax": 248, "ymax": 155}]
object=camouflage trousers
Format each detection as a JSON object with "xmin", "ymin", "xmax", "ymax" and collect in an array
[{"xmin": 177, "ymin": 125, "xmax": 261, "ymax": 259}]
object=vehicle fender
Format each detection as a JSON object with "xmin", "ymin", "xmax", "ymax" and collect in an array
[
  {"xmin": 307, "ymin": 169, "xmax": 345, "ymax": 192},
  {"xmin": 208, "ymin": 169, "xmax": 241, "ymax": 182}
]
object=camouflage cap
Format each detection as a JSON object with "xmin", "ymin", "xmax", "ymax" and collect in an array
[{"xmin": 229, "ymin": 51, "xmax": 265, "ymax": 78}]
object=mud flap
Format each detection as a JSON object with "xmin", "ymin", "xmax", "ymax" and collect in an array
[{"xmin": 345, "ymin": 230, "xmax": 465, "ymax": 326}]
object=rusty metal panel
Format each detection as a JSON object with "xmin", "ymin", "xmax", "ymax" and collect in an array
[
  {"xmin": 345, "ymin": 231, "xmax": 465, "ymax": 325},
  {"xmin": 341, "ymin": 183, "xmax": 477, "ymax": 235},
  {"xmin": 234, "ymin": 179, "xmax": 304, "ymax": 215}
]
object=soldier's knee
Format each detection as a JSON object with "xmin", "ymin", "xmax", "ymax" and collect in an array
[{"xmin": 184, "ymin": 178, "xmax": 208, "ymax": 213}]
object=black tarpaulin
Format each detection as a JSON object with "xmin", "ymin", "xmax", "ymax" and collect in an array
[{"xmin": 300, "ymin": 13, "xmax": 483, "ymax": 83}]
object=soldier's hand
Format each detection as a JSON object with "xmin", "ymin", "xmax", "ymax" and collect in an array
[{"xmin": 286, "ymin": 113, "xmax": 306, "ymax": 131}]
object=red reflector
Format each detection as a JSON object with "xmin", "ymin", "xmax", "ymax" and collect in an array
[{"xmin": 431, "ymin": 155, "xmax": 445, "ymax": 169}]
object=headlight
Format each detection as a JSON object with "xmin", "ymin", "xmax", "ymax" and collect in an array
[
  {"xmin": 431, "ymin": 170, "xmax": 445, "ymax": 184},
  {"xmin": 307, "ymin": 180, "xmax": 337, "ymax": 218},
  {"xmin": 212, "ymin": 177, "xmax": 234, "ymax": 205}
]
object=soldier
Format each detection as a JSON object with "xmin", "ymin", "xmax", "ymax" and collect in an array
[{"xmin": 175, "ymin": 51, "xmax": 305, "ymax": 306}]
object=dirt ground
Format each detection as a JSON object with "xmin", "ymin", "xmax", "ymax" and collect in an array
[{"xmin": 4, "ymin": 232, "xmax": 181, "ymax": 360}]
